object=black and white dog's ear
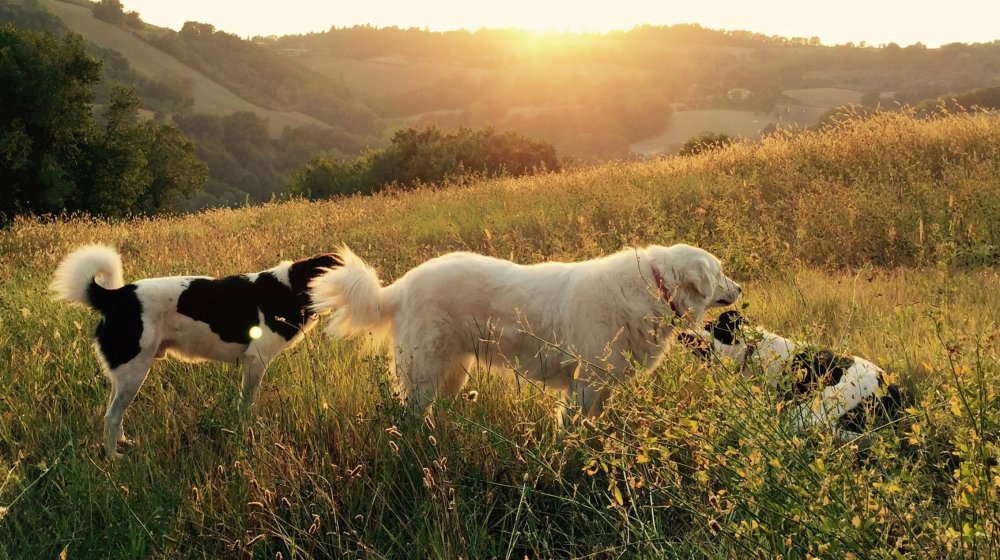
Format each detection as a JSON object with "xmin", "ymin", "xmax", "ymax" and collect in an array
[
  {"xmin": 289, "ymin": 253, "xmax": 342, "ymax": 292},
  {"xmin": 307, "ymin": 253, "xmax": 342, "ymax": 270},
  {"xmin": 709, "ymin": 310, "xmax": 744, "ymax": 346}
]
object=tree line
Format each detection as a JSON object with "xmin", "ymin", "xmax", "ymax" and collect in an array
[
  {"xmin": 287, "ymin": 126, "xmax": 560, "ymax": 199},
  {"xmin": 0, "ymin": 24, "xmax": 205, "ymax": 222},
  {"xmin": 0, "ymin": 22, "xmax": 562, "ymax": 221}
]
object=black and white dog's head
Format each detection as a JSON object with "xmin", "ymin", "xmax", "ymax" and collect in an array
[
  {"xmin": 288, "ymin": 253, "xmax": 342, "ymax": 299},
  {"xmin": 678, "ymin": 310, "xmax": 909, "ymax": 439},
  {"xmin": 677, "ymin": 309, "xmax": 750, "ymax": 361}
]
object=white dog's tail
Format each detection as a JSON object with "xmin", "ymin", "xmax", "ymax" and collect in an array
[
  {"xmin": 309, "ymin": 245, "xmax": 396, "ymax": 346},
  {"xmin": 50, "ymin": 244, "xmax": 126, "ymax": 309}
]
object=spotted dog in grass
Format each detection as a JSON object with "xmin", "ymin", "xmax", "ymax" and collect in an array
[
  {"xmin": 679, "ymin": 310, "xmax": 908, "ymax": 441},
  {"xmin": 51, "ymin": 244, "xmax": 339, "ymax": 459}
]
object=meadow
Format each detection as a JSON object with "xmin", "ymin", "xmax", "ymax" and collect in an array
[{"xmin": 1, "ymin": 111, "xmax": 998, "ymax": 558}]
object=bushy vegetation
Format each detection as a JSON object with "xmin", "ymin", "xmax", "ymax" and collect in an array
[
  {"xmin": 0, "ymin": 24, "xmax": 205, "ymax": 222},
  {"xmin": 287, "ymin": 126, "xmax": 560, "ymax": 198},
  {"xmin": 678, "ymin": 131, "xmax": 735, "ymax": 156},
  {"xmin": 0, "ymin": 112, "xmax": 998, "ymax": 558},
  {"xmin": 172, "ymin": 111, "xmax": 365, "ymax": 208}
]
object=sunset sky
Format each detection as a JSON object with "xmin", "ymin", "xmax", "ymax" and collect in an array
[{"xmin": 120, "ymin": 0, "xmax": 1000, "ymax": 47}]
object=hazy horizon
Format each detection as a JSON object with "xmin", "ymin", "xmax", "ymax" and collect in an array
[{"xmin": 120, "ymin": 0, "xmax": 1000, "ymax": 47}]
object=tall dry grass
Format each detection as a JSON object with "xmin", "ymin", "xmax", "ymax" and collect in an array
[{"xmin": 0, "ymin": 110, "xmax": 997, "ymax": 558}]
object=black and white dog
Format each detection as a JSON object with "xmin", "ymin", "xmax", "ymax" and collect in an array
[
  {"xmin": 679, "ymin": 310, "xmax": 907, "ymax": 441},
  {"xmin": 51, "ymin": 244, "xmax": 339, "ymax": 459}
]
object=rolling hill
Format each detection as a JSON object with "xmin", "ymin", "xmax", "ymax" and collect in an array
[{"xmin": 40, "ymin": 0, "xmax": 334, "ymax": 137}]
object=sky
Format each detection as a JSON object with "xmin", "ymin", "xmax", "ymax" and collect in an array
[{"xmin": 120, "ymin": 0, "xmax": 1000, "ymax": 47}]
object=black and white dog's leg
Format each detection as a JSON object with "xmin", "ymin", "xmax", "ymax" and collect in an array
[
  {"xmin": 240, "ymin": 355, "xmax": 268, "ymax": 413},
  {"xmin": 104, "ymin": 350, "xmax": 157, "ymax": 459},
  {"xmin": 788, "ymin": 372, "xmax": 878, "ymax": 441}
]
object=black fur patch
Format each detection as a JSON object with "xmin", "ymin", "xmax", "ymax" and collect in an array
[
  {"xmin": 256, "ymin": 272, "xmax": 308, "ymax": 339},
  {"xmin": 88, "ymin": 280, "xmax": 143, "ymax": 369},
  {"xmin": 787, "ymin": 349, "xmax": 855, "ymax": 396},
  {"xmin": 288, "ymin": 254, "xmax": 340, "ymax": 297},
  {"xmin": 840, "ymin": 384, "xmax": 906, "ymax": 434},
  {"xmin": 708, "ymin": 310, "xmax": 744, "ymax": 346},
  {"xmin": 177, "ymin": 276, "xmax": 259, "ymax": 344},
  {"xmin": 176, "ymin": 254, "xmax": 341, "ymax": 345},
  {"xmin": 677, "ymin": 331, "xmax": 711, "ymax": 359}
]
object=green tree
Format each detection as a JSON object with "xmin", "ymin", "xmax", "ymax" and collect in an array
[
  {"xmin": 0, "ymin": 27, "xmax": 206, "ymax": 221},
  {"xmin": 83, "ymin": 87, "xmax": 207, "ymax": 216},
  {"xmin": 286, "ymin": 126, "xmax": 560, "ymax": 199},
  {"xmin": 138, "ymin": 122, "xmax": 207, "ymax": 213},
  {"xmin": 81, "ymin": 86, "xmax": 151, "ymax": 215},
  {"xmin": 286, "ymin": 155, "xmax": 370, "ymax": 199},
  {"xmin": 0, "ymin": 24, "xmax": 101, "ymax": 218}
]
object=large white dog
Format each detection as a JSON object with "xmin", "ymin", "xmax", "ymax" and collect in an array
[
  {"xmin": 51, "ymin": 245, "xmax": 339, "ymax": 459},
  {"xmin": 310, "ymin": 244, "xmax": 741, "ymax": 418}
]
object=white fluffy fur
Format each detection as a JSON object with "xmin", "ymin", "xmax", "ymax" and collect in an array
[
  {"xmin": 50, "ymin": 244, "xmax": 124, "ymax": 304},
  {"xmin": 311, "ymin": 244, "xmax": 741, "ymax": 418}
]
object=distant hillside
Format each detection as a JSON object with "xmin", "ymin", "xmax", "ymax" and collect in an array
[
  {"xmin": 39, "ymin": 0, "xmax": 334, "ymax": 137},
  {"xmin": 6, "ymin": 0, "xmax": 1000, "ymax": 210},
  {"xmin": 273, "ymin": 26, "xmax": 1000, "ymax": 157}
]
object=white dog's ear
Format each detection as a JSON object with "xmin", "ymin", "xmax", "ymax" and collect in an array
[
  {"xmin": 681, "ymin": 259, "xmax": 714, "ymax": 299},
  {"xmin": 667, "ymin": 259, "xmax": 714, "ymax": 319}
]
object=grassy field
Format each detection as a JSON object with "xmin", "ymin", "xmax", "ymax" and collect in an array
[
  {"xmin": 1, "ymin": 111, "xmax": 998, "ymax": 558},
  {"xmin": 629, "ymin": 88, "xmax": 866, "ymax": 156},
  {"xmin": 628, "ymin": 109, "xmax": 777, "ymax": 156}
]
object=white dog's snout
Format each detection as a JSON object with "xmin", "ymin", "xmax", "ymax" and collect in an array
[{"xmin": 715, "ymin": 275, "xmax": 742, "ymax": 305}]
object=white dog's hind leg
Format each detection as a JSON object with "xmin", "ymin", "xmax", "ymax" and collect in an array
[
  {"xmin": 395, "ymin": 353, "xmax": 441, "ymax": 416},
  {"xmin": 240, "ymin": 355, "xmax": 268, "ymax": 413},
  {"xmin": 438, "ymin": 354, "xmax": 474, "ymax": 398},
  {"xmin": 103, "ymin": 350, "xmax": 156, "ymax": 459}
]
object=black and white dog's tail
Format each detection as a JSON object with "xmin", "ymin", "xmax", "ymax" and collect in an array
[{"xmin": 50, "ymin": 244, "xmax": 126, "ymax": 312}]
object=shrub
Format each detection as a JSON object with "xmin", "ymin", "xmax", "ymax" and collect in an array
[{"xmin": 679, "ymin": 131, "xmax": 735, "ymax": 156}]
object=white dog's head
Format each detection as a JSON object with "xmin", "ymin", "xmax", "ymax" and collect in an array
[{"xmin": 646, "ymin": 244, "xmax": 741, "ymax": 323}]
